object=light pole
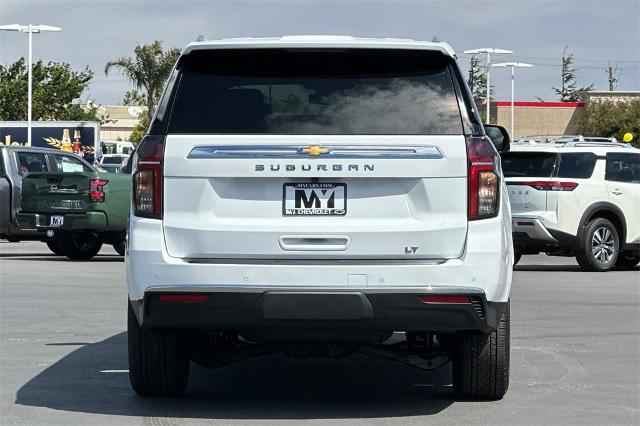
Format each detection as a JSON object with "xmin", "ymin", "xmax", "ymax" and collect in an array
[
  {"xmin": 492, "ymin": 62, "xmax": 534, "ymax": 138},
  {"xmin": 0, "ymin": 24, "xmax": 62, "ymax": 146},
  {"xmin": 464, "ymin": 48, "xmax": 512, "ymax": 123}
]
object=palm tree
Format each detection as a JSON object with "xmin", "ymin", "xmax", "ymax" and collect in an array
[{"xmin": 105, "ymin": 41, "xmax": 180, "ymax": 121}]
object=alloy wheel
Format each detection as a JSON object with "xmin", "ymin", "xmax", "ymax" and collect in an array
[{"xmin": 591, "ymin": 226, "xmax": 615, "ymax": 265}]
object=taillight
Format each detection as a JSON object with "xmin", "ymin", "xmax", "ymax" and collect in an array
[
  {"xmin": 467, "ymin": 136, "xmax": 499, "ymax": 219},
  {"xmin": 521, "ymin": 181, "xmax": 578, "ymax": 191},
  {"xmin": 133, "ymin": 135, "xmax": 165, "ymax": 219},
  {"xmin": 89, "ymin": 179, "xmax": 108, "ymax": 203}
]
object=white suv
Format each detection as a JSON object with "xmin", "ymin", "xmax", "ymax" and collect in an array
[
  {"xmin": 126, "ymin": 36, "xmax": 514, "ymax": 399},
  {"xmin": 502, "ymin": 142, "xmax": 640, "ymax": 270}
]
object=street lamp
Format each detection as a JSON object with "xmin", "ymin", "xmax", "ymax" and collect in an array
[
  {"xmin": 0, "ymin": 24, "xmax": 62, "ymax": 146},
  {"xmin": 464, "ymin": 48, "xmax": 512, "ymax": 123},
  {"xmin": 492, "ymin": 62, "xmax": 534, "ymax": 138}
]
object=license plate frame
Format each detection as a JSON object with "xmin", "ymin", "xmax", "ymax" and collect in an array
[
  {"xmin": 282, "ymin": 183, "xmax": 347, "ymax": 216},
  {"xmin": 49, "ymin": 215, "xmax": 64, "ymax": 228}
]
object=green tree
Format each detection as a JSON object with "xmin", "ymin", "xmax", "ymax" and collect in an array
[
  {"xmin": 105, "ymin": 41, "xmax": 180, "ymax": 121},
  {"xmin": 128, "ymin": 113, "xmax": 149, "ymax": 145},
  {"xmin": 0, "ymin": 58, "xmax": 101, "ymax": 122},
  {"xmin": 553, "ymin": 47, "xmax": 593, "ymax": 102},
  {"xmin": 467, "ymin": 55, "xmax": 492, "ymax": 106},
  {"xmin": 605, "ymin": 63, "xmax": 619, "ymax": 91},
  {"xmin": 577, "ymin": 99, "xmax": 640, "ymax": 147},
  {"xmin": 122, "ymin": 89, "xmax": 146, "ymax": 106}
]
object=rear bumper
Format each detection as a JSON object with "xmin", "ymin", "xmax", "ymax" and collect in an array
[
  {"xmin": 511, "ymin": 217, "xmax": 557, "ymax": 243},
  {"xmin": 132, "ymin": 288, "xmax": 506, "ymax": 338},
  {"xmin": 16, "ymin": 211, "xmax": 107, "ymax": 232}
]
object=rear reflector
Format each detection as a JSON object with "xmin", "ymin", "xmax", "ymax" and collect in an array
[
  {"xmin": 419, "ymin": 295, "xmax": 471, "ymax": 304},
  {"xmin": 158, "ymin": 294, "xmax": 208, "ymax": 302}
]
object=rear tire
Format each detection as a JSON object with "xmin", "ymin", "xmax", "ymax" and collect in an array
[
  {"xmin": 128, "ymin": 300, "xmax": 190, "ymax": 396},
  {"xmin": 616, "ymin": 250, "xmax": 640, "ymax": 270},
  {"xmin": 58, "ymin": 231, "xmax": 103, "ymax": 260},
  {"xmin": 113, "ymin": 240, "xmax": 126, "ymax": 256},
  {"xmin": 452, "ymin": 301, "xmax": 510, "ymax": 400},
  {"xmin": 575, "ymin": 218, "xmax": 619, "ymax": 272},
  {"xmin": 46, "ymin": 240, "xmax": 64, "ymax": 255}
]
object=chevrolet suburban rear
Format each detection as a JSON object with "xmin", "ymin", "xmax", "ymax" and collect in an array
[{"xmin": 126, "ymin": 36, "xmax": 513, "ymax": 399}]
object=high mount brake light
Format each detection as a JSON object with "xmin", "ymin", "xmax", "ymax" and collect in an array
[
  {"xmin": 89, "ymin": 179, "xmax": 109, "ymax": 203},
  {"xmin": 133, "ymin": 135, "xmax": 165, "ymax": 219},
  {"xmin": 521, "ymin": 181, "xmax": 578, "ymax": 191},
  {"xmin": 467, "ymin": 136, "xmax": 499, "ymax": 219}
]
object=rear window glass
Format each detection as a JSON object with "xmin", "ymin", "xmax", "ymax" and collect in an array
[
  {"xmin": 167, "ymin": 49, "xmax": 463, "ymax": 135},
  {"xmin": 102, "ymin": 156, "xmax": 125, "ymax": 164},
  {"xmin": 52, "ymin": 154, "xmax": 92, "ymax": 173},
  {"xmin": 16, "ymin": 152, "xmax": 49, "ymax": 176},
  {"xmin": 557, "ymin": 153, "xmax": 598, "ymax": 178},
  {"xmin": 500, "ymin": 152, "xmax": 557, "ymax": 178},
  {"xmin": 606, "ymin": 153, "xmax": 640, "ymax": 183}
]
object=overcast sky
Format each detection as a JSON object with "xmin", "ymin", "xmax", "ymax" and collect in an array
[{"xmin": 1, "ymin": 0, "xmax": 638, "ymax": 105}]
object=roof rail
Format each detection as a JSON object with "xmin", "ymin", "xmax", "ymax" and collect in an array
[{"xmin": 562, "ymin": 141, "xmax": 632, "ymax": 148}]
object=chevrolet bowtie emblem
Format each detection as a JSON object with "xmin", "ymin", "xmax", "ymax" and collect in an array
[{"xmin": 300, "ymin": 145, "xmax": 330, "ymax": 156}]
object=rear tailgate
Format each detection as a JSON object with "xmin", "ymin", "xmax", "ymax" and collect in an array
[
  {"xmin": 501, "ymin": 151, "xmax": 557, "ymax": 216},
  {"xmin": 21, "ymin": 172, "xmax": 93, "ymax": 213},
  {"xmin": 163, "ymin": 135, "xmax": 468, "ymax": 260}
]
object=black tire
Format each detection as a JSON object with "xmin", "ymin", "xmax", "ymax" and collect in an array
[
  {"xmin": 616, "ymin": 250, "xmax": 640, "ymax": 270},
  {"xmin": 58, "ymin": 231, "xmax": 103, "ymax": 260},
  {"xmin": 113, "ymin": 240, "xmax": 126, "ymax": 256},
  {"xmin": 46, "ymin": 240, "xmax": 64, "ymax": 255},
  {"xmin": 513, "ymin": 251, "xmax": 522, "ymax": 267},
  {"xmin": 452, "ymin": 301, "xmax": 510, "ymax": 400},
  {"xmin": 575, "ymin": 218, "xmax": 619, "ymax": 272},
  {"xmin": 128, "ymin": 300, "xmax": 190, "ymax": 396}
]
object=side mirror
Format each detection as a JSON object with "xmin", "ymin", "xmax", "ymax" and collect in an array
[{"xmin": 484, "ymin": 124, "xmax": 511, "ymax": 153}]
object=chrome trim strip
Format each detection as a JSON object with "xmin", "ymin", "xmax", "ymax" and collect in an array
[
  {"xmin": 144, "ymin": 285, "xmax": 483, "ymax": 294},
  {"xmin": 187, "ymin": 145, "xmax": 443, "ymax": 159},
  {"xmin": 184, "ymin": 257, "xmax": 448, "ymax": 265}
]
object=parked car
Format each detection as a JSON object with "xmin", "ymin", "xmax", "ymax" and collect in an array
[
  {"xmin": 503, "ymin": 141, "xmax": 640, "ymax": 270},
  {"xmin": 126, "ymin": 36, "xmax": 514, "ymax": 399},
  {"xmin": 15, "ymin": 151, "xmax": 132, "ymax": 259},
  {"xmin": 99, "ymin": 154, "xmax": 130, "ymax": 173},
  {"xmin": 1, "ymin": 146, "xmax": 95, "ymax": 247}
]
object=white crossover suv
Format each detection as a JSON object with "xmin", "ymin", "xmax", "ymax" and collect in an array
[
  {"xmin": 503, "ymin": 142, "xmax": 640, "ymax": 271},
  {"xmin": 126, "ymin": 36, "xmax": 514, "ymax": 399}
]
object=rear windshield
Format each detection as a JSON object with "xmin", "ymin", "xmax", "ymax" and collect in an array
[
  {"xmin": 500, "ymin": 152, "xmax": 557, "ymax": 178},
  {"xmin": 102, "ymin": 156, "xmax": 125, "ymax": 164},
  {"xmin": 167, "ymin": 49, "xmax": 464, "ymax": 135}
]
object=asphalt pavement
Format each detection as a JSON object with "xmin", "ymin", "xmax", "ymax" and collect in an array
[{"xmin": 1, "ymin": 241, "xmax": 638, "ymax": 425}]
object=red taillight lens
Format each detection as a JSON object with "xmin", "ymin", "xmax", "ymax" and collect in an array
[
  {"xmin": 89, "ymin": 179, "xmax": 108, "ymax": 203},
  {"xmin": 133, "ymin": 135, "xmax": 165, "ymax": 219},
  {"xmin": 467, "ymin": 136, "xmax": 499, "ymax": 219},
  {"xmin": 158, "ymin": 294, "xmax": 208, "ymax": 302},
  {"xmin": 419, "ymin": 295, "xmax": 471, "ymax": 304},
  {"xmin": 522, "ymin": 181, "xmax": 578, "ymax": 191}
]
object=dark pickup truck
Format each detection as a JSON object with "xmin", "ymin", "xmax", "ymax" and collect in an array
[{"xmin": 13, "ymin": 150, "xmax": 131, "ymax": 259}]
